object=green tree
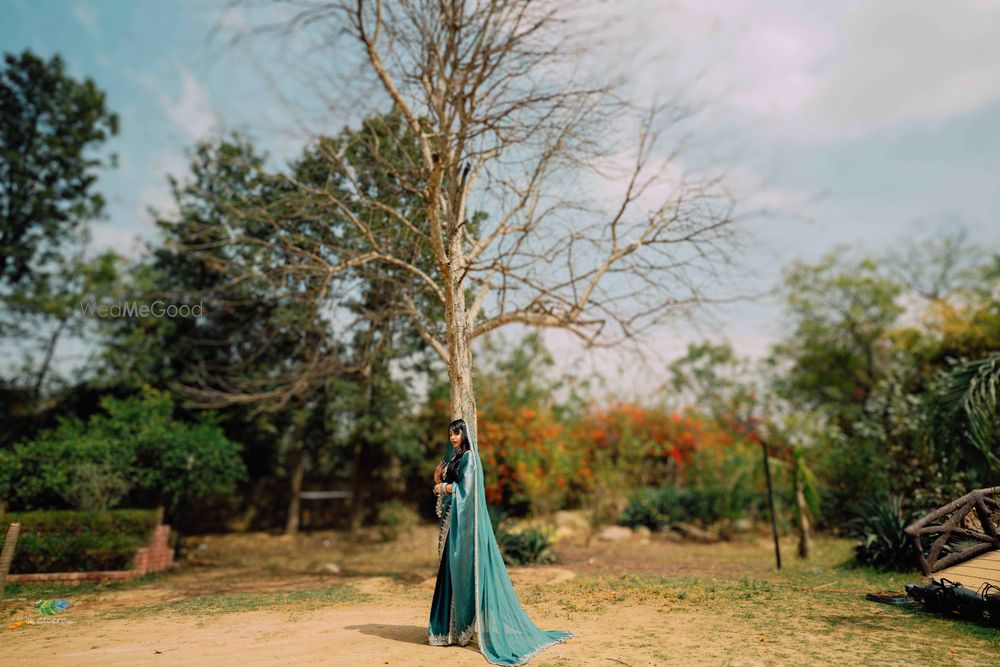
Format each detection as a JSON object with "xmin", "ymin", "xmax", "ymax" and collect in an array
[
  {"xmin": 771, "ymin": 249, "xmax": 904, "ymax": 433},
  {"xmin": 0, "ymin": 49, "xmax": 118, "ymax": 287},
  {"xmin": 2, "ymin": 387, "xmax": 246, "ymax": 516},
  {"xmin": 291, "ymin": 113, "xmax": 441, "ymax": 531},
  {"xmin": 98, "ymin": 133, "xmax": 341, "ymax": 533},
  {"xmin": 767, "ymin": 249, "xmax": 904, "ymax": 523},
  {"xmin": 666, "ymin": 341, "xmax": 757, "ymax": 420},
  {"xmin": 105, "ymin": 120, "xmax": 442, "ymax": 533},
  {"xmin": 0, "ymin": 49, "xmax": 121, "ymax": 442},
  {"xmin": 925, "ymin": 352, "xmax": 1000, "ymax": 482}
]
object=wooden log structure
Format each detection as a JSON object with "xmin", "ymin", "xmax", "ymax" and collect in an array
[{"xmin": 905, "ymin": 487, "xmax": 1000, "ymax": 590}]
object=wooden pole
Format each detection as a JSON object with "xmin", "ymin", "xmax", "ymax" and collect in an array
[
  {"xmin": 761, "ymin": 441, "xmax": 782, "ymax": 571},
  {"xmin": 0, "ymin": 522, "xmax": 21, "ymax": 598}
]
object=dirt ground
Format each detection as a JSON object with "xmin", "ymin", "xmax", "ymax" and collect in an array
[{"xmin": 2, "ymin": 525, "xmax": 998, "ymax": 666}]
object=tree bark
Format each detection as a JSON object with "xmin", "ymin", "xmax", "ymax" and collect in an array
[
  {"xmin": 348, "ymin": 434, "xmax": 374, "ymax": 533},
  {"xmin": 796, "ymin": 473, "xmax": 812, "ymax": 559},
  {"xmin": 284, "ymin": 408, "xmax": 309, "ymax": 536},
  {"xmin": 234, "ymin": 478, "xmax": 264, "ymax": 532},
  {"xmin": 445, "ymin": 237, "xmax": 478, "ymax": 440},
  {"xmin": 32, "ymin": 313, "xmax": 70, "ymax": 403},
  {"xmin": 285, "ymin": 442, "xmax": 305, "ymax": 535}
]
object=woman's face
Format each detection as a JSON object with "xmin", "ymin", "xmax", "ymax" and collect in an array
[{"xmin": 449, "ymin": 428, "xmax": 463, "ymax": 447}]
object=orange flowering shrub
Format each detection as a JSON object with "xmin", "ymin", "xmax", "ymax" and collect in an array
[
  {"xmin": 477, "ymin": 401, "xmax": 573, "ymax": 516},
  {"xmin": 558, "ymin": 402, "xmax": 751, "ymax": 523},
  {"xmin": 419, "ymin": 340, "xmax": 756, "ymax": 522},
  {"xmin": 568, "ymin": 402, "xmax": 736, "ymax": 483}
]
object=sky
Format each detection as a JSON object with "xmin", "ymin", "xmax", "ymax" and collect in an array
[{"xmin": 3, "ymin": 0, "xmax": 999, "ymax": 399}]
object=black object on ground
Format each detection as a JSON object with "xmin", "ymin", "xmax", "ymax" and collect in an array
[
  {"xmin": 905, "ymin": 578, "xmax": 1000, "ymax": 627},
  {"xmin": 865, "ymin": 592, "xmax": 916, "ymax": 605}
]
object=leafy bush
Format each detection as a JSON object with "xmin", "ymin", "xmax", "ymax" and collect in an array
[
  {"xmin": 498, "ymin": 527, "xmax": 555, "ymax": 566},
  {"xmin": 3, "ymin": 534, "xmax": 144, "ymax": 573},
  {"xmin": 488, "ymin": 505, "xmax": 555, "ymax": 565},
  {"xmin": 374, "ymin": 499, "xmax": 420, "ymax": 541},
  {"xmin": 0, "ymin": 509, "xmax": 159, "ymax": 573},
  {"xmin": 619, "ymin": 487, "xmax": 663, "ymax": 530},
  {"xmin": 619, "ymin": 486, "xmax": 697, "ymax": 530},
  {"xmin": 1, "ymin": 509, "xmax": 158, "ymax": 535},
  {"xmin": 847, "ymin": 495, "xmax": 920, "ymax": 571},
  {"xmin": 2, "ymin": 417, "xmax": 130, "ymax": 510},
  {"xmin": 683, "ymin": 446, "xmax": 763, "ymax": 526},
  {"xmin": 620, "ymin": 442, "xmax": 764, "ymax": 531},
  {"xmin": 61, "ymin": 461, "xmax": 131, "ymax": 511},
  {"xmin": 3, "ymin": 387, "xmax": 246, "ymax": 513}
]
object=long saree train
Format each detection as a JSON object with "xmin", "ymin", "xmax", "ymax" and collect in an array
[{"xmin": 428, "ymin": 428, "xmax": 573, "ymax": 666}]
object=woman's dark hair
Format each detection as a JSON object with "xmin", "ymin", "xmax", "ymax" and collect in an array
[{"xmin": 445, "ymin": 419, "xmax": 472, "ymax": 481}]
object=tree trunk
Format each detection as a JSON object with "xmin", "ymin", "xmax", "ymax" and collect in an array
[
  {"xmin": 349, "ymin": 315, "xmax": 378, "ymax": 533},
  {"xmin": 348, "ymin": 434, "xmax": 374, "ymax": 533},
  {"xmin": 796, "ymin": 473, "xmax": 812, "ymax": 559},
  {"xmin": 32, "ymin": 314, "xmax": 69, "ymax": 402},
  {"xmin": 234, "ymin": 478, "xmax": 264, "ymax": 531},
  {"xmin": 284, "ymin": 408, "xmax": 309, "ymax": 536},
  {"xmin": 445, "ymin": 249, "xmax": 478, "ymax": 440},
  {"xmin": 285, "ymin": 443, "xmax": 305, "ymax": 535}
]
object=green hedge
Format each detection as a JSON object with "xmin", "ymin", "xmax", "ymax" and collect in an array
[{"xmin": 0, "ymin": 509, "xmax": 158, "ymax": 574}]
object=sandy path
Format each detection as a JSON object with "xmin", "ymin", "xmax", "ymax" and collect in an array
[
  {"xmin": 2, "ymin": 595, "xmax": 713, "ymax": 667},
  {"xmin": 4, "ymin": 531, "xmax": 996, "ymax": 666},
  {"xmin": 5, "ymin": 579, "xmax": 987, "ymax": 667},
  {"xmin": 1, "ymin": 568, "xmax": 714, "ymax": 667}
]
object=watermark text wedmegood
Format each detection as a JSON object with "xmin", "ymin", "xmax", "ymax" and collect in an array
[{"xmin": 79, "ymin": 299, "xmax": 204, "ymax": 318}]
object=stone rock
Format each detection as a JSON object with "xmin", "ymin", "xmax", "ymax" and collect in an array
[
  {"xmin": 552, "ymin": 526, "xmax": 577, "ymax": 542},
  {"xmin": 732, "ymin": 518, "xmax": 753, "ymax": 533},
  {"xmin": 657, "ymin": 528, "xmax": 685, "ymax": 543},
  {"xmin": 674, "ymin": 522, "xmax": 721, "ymax": 543},
  {"xmin": 597, "ymin": 525, "xmax": 633, "ymax": 541},
  {"xmin": 318, "ymin": 562, "xmax": 341, "ymax": 574},
  {"xmin": 547, "ymin": 568, "xmax": 576, "ymax": 585},
  {"xmin": 554, "ymin": 510, "xmax": 591, "ymax": 531},
  {"xmin": 634, "ymin": 526, "xmax": 652, "ymax": 538}
]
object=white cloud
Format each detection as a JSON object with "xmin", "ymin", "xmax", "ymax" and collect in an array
[
  {"xmin": 211, "ymin": 4, "xmax": 250, "ymax": 37},
  {"xmin": 161, "ymin": 67, "xmax": 218, "ymax": 141},
  {"xmin": 89, "ymin": 222, "xmax": 145, "ymax": 258},
  {"xmin": 91, "ymin": 148, "xmax": 185, "ymax": 257},
  {"xmin": 589, "ymin": 0, "xmax": 1000, "ymax": 143},
  {"xmin": 72, "ymin": 3, "xmax": 100, "ymax": 38},
  {"xmin": 797, "ymin": 0, "xmax": 1000, "ymax": 140},
  {"xmin": 716, "ymin": 164, "xmax": 821, "ymax": 219}
]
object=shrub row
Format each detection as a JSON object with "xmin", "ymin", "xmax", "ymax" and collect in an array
[
  {"xmin": 1, "ymin": 509, "xmax": 158, "ymax": 536},
  {"xmin": 0, "ymin": 509, "xmax": 158, "ymax": 573}
]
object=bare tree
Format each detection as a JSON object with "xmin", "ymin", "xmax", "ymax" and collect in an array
[
  {"xmin": 886, "ymin": 223, "xmax": 983, "ymax": 301},
  {"xmin": 203, "ymin": 0, "xmax": 744, "ymax": 439}
]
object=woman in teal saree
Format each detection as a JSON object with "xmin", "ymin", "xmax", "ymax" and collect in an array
[{"xmin": 428, "ymin": 418, "xmax": 572, "ymax": 666}]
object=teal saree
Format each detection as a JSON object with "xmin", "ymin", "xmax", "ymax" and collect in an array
[{"xmin": 428, "ymin": 424, "xmax": 573, "ymax": 665}]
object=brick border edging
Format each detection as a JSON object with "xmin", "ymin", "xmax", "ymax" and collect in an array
[{"xmin": 6, "ymin": 524, "xmax": 177, "ymax": 585}]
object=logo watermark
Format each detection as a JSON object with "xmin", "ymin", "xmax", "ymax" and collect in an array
[{"xmin": 79, "ymin": 298, "xmax": 204, "ymax": 318}]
